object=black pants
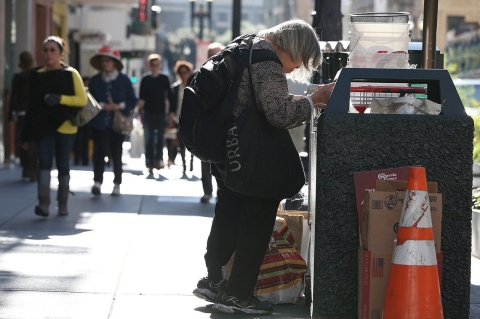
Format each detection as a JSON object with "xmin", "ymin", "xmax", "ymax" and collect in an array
[
  {"xmin": 74, "ymin": 124, "xmax": 90, "ymax": 166},
  {"xmin": 92, "ymin": 128, "xmax": 124, "ymax": 185},
  {"xmin": 201, "ymin": 161, "xmax": 213, "ymax": 195},
  {"xmin": 205, "ymin": 169, "xmax": 279, "ymax": 299},
  {"xmin": 143, "ymin": 113, "xmax": 165, "ymax": 168}
]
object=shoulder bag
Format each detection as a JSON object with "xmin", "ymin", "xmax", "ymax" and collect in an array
[
  {"xmin": 223, "ymin": 43, "xmax": 305, "ymax": 200},
  {"xmin": 71, "ymin": 88, "xmax": 102, "ymax": 127},
  {"xmin": 113, "ymin": 109, "xmax": 134, "ymax": 135}
]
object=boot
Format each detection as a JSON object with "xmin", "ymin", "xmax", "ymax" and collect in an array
[
  {"xmin": 35, "ymin": 185, "xmax": 50, "ymax": 217},
  {"xmin": 57, "ymin": 186, "xmax": 69, "ymax": 216},
  {"xmin": 58, "ymin": 175, "xmax": 70, "ymax": 216}
]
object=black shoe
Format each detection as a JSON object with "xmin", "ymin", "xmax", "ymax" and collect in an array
[
  {"xmin": 213, "ymin": 291, "xmax": 273, "ymax": 315},
  {"xmin": 193, "ymin": 277, "xmax": 226, "ymax": 303}
]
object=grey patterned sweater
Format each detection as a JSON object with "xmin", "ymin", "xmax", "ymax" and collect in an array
[{"xmin": 233, "ymin": 36, "xmax": 312, "ymax": 130}]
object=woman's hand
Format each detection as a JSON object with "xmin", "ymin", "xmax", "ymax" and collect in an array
[
  {"xmin": 168, "ymin": 113, "xmax": 175, "ymax": 129},
  {"xmin": 310, "ymin": 82, "xmax": 335, "ymax": 109},
  {"xmin": 103, "ymin": 103, "xmax": 120, "ymax": 111}
]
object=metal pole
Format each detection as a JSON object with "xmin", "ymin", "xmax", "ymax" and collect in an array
[
  {"xmin": 208, "ymin": 1, "xmax": 212, "ymax": 39},
  {"xmin": 199, "ymin": 14, "xmax": 204, "ymax": 40},
  {"xmin": 421, "ymin": 0, "xmax": 438, "ymax": 69},
  {"xmin": 190, "ymin": 1, "xmax": 195, "ymax": 32},
  {"xmin": 232, "ymin": 0, "xmax": 241, "ymax": 40}
]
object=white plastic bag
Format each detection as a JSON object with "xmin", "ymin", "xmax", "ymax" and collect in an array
[{"xmin": 130, "ymin": 118, "xmax": 144, "ymax": 158}]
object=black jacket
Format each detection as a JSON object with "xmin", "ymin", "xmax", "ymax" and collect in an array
[{"xmin": 21, "ymin": 66, "xmax": 81, "ymax": 142}]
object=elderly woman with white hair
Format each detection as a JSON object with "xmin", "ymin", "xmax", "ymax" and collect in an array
[{"xmin": 192, "ymin": 19, "xmax": 335, "ymax": 314}]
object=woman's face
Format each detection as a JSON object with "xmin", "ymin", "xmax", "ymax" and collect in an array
[
  {"xmin": 100, "ymin": 57, "xmax": 115, "ymax": 73},
  {"xmin": 43, "ymin": 41, "xmax": 62, "ymax": 67},
  {"xmin": 177, "ymin": 66, "xmax": 191, "ymax": 83},
  {"xmin": 276, "ymin": 49, "xmax": 301, "ymax": 74}
]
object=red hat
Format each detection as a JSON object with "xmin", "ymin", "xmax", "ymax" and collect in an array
[{"xmin": 90, "ymin": 46, "xmax": 123, "ymax": 71}]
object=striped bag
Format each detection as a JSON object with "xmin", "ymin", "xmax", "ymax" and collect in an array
[{"xmin": 254, "ymin": 217, "xmax": 307, "ymax": 304}]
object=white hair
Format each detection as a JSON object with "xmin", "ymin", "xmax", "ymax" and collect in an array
[{"xmin": 258, "ymin": 18, "xmax": 322, "ymax": 82}]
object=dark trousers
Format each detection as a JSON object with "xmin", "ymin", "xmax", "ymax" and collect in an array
[
  {"xmin": 36, "ymin": 132, "xmax": 76, "ymax": 185},
  {"xmin": 143, "ymin": 113, "xmax": 165, "ymax": 168},
  {"xmin": 92, "ymin": 128, "xmax": 124, "ymax": 185},
  {"xmin": 205, "ymin": 176, "xmax": 279, "ymax": 299},
  {"xmin": 16, "ymin": 116, "xmax": 38, "ymax": 177},
  {"xmin": 201, "ymin": 161, "xmax": 213, "ymax": 195},
  {"xmin": 74, "ymin": 124, "xmax": 90, "ymax": 166}
]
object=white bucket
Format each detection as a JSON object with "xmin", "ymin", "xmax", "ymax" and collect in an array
[
  {"xmin": 350, "ymin": 22, "xmax": 410, "ymax": 34},
  {"xmin": 349, "ymin": 30, "xmax": 409, "ymax": 38},
  {"xmin": 348, "ymin": 35, "xmax": 410, "ymax": 54},
  {"xmin": 347, "ymin": 52, "xmax": 409, "ymax": 69}
]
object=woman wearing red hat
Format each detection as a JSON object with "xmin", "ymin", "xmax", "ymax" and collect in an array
[
  {"xmin": 88, "ymin": 46, "xmax": 137, "ymax": 196},
  {"xmin": 21, "ymin": 36, "xmax": 87, "ymax": 217}
]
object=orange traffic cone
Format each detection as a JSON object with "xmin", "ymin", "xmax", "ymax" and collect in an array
[{"xmin": 382, "ymin": 167, "xmax": 443, "ymax": 319}]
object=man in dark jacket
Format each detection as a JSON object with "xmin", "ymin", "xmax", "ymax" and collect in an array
[{"xmin": 136, "ymin": 54, "xmax": 174, "ymax": 174}]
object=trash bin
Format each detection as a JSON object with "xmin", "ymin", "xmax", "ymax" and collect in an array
[{"xmin": 308, "ymin": 67, "xmax": 474, "ymax": 319}]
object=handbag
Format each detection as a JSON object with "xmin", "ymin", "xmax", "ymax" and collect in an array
[
  {"xmin": 71, "ymin": 88, "xmax": 102, "ymax": 127},
  {"xmin": 113, "ymin": 109, "xmax": 134, "ymax": 135},
  {"xmin": 224, "ymin": 44, "xmax": 305, "ymax": 200}
]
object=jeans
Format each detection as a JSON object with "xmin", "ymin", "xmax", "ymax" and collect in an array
[
  {"xmin": 92, "ymin": 128, "xmax": 125, "ymax": 185},
  {"xmin": 36, "ymin": 132, "xmax": 76, "ymax": 186},
  {"xmin": 204, "ymin": 173, "xmax": 279, "ymax": 299},
  {"xmin": 143, "ymin": 113, "xmax": 166, "ymax": 168}
]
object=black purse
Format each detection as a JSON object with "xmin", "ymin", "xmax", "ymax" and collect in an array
[{"xmin": 224, "ymin": 44, "xmax": 305, "ymax": 200}]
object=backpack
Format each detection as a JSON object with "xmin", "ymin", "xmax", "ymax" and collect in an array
[{"xmin": 178, "ymin": 34, "xmax": 281, "ymax": 163}]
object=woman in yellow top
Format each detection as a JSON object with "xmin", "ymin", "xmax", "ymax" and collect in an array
[{"xmin": 21, "ymin": 36, "xmax": 87, "ymax": 217}]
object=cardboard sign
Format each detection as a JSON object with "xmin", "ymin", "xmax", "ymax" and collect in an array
[
  {"xmin": 362, "ymin": 180, "xmax": 443, "ymax": 253},
  {"xmin": 354, "ymin": 167, "xmax": 414, "ymax": 231}
]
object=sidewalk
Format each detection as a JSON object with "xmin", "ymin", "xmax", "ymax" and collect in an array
[
  {"xmin": 0, "ymin": 152, "xmax": 479, "ymax": 318},
  {"xmin": 0, "ymin": 152, "xmax": 309, "ymax": 318}
]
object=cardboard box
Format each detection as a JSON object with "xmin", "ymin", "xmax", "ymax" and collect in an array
[
  {"xmin": 358, "ymin": 248, "xmax": 443, "ymax": 319},
  {"xmin": 354, "ymin": 167, "xmax": 414, "ymax": 232},
  {"xmin": 362, "ymin": 180, "xmax": 443, "ymax": 253}
]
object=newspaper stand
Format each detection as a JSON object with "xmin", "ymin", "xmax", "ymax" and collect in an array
[{"xmin": 308, "ymin": 67, "xmax": 473, "ymax": 319}]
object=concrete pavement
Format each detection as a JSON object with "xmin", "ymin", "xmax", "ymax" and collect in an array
[
  {"xmin": 0, "ymin": 151, "xmax": 309, "ymax": 319},
  {"xmin": 0, "ymin": 150, "xmax": 479, "ymax": 318}
]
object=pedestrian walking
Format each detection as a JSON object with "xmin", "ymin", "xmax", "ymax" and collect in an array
[
  {"xmin": 9, "ymin": 51, "xmax": 37, "ymax": 182},
  {"xmin": 191, "ymin": 42, "xmax": 224, "ymax": 203},
  {"xmin": 135, "ymin": 54, "xmax": 173, "ymax": 174},
  {"xmin": 167, "ymin": 60, "xmax": 193, "ymax": 173},
  {"xmin": 21, "ymin": 36, "xmax": 87, "ymax": 217},
  {"xmin": 88, "ymin": 46, "xmax": 137, "ymax": 196},
  {"xmin": 192, "ymin": 19, "xmax": 334, "ymax": 314}
]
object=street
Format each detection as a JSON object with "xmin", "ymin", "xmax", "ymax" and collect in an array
[
  {"xmin": 0, "ymin": 150, "xmax": 309, "ymax": 318},
  {"xmin": 0, "ymin": 149, "xmax": 479, "ymax": 318}
]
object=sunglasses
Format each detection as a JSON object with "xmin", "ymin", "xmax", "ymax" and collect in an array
[{"xmin": 150, "ymin": 63, "xmax": 160, "ymax": 67}]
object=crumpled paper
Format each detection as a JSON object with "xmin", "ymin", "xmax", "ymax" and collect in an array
[{"xmin": 368, "ymin": 95, "xmax": 442, "ymax": 115}]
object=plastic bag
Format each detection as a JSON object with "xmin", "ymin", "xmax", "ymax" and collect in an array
[
  {"xmin": 369, "ymin": 95, "xmax": 442, "ymax": 115},
  {"xmin": 254, "ymin": 217, "xmax": 307, "ymax": 304},
  {"xmin": 130, "ymin": 118, "xmax": 144, "ymax": 158}
]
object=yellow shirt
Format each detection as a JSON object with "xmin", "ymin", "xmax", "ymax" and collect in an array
[{"xmin": 37, "ymin": 66, "xmax": 87, "ymax": 134}]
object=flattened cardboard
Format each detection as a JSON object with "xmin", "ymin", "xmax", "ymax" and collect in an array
[
  {"xmin": 358, "ymin": 249, "xmax": 443, "ymax": 319},
  {"xmin": 362, "ymin": 184, "xmax": 442, "ymax": 253},
  {"xmin": 354, "ymin": 167, "xmax": 414, "ymax": 232}
]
